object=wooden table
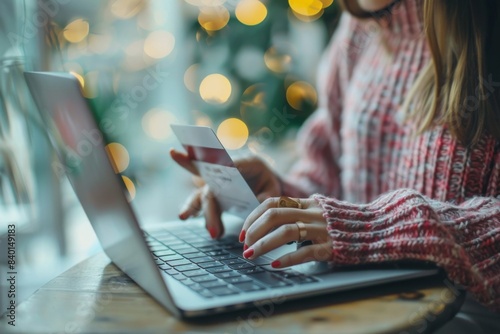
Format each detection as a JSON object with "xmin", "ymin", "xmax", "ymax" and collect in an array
[{"xmin": 1, "ymin": 252, "xmax": 465, "ymax": 334}]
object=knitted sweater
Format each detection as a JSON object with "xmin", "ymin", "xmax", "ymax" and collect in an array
[{"xmin": 284, "ymin": 0, "xmax": 500, "ymax": 311}]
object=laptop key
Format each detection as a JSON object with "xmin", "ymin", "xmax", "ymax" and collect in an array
[
  {"xmin": 198, "ymin": 261, "xmax": 224, "ymax": 269},
  {"xmin": 191, "ymin": 275, "xmax": 217, "ymax": 283},
  {"xmin": 175, "ymin": 264, "xmax": 200, "ymax": 272},
  {"xmin": 153, "ymin": 249, "xmax": 176, "ymax": 257},
  {"xmin": 223, "ymin": 276, "xmax": 252, "ymax": 284},
  {"xmin": 187, "ymin": 283, "xmax": 204, "ymax": 291},
  {"xmin": 205, "ymin": 250, "xmax": 228, "ymax": 257},
  {"xmin": 183, "ymin": 269, "xmax": 208, "ymax": 277},
  {"xmin": 158, "ymin": 254, "xmax": 183, "ymax": 262},
  {"xmin": 212, "ymin": 254, "xmax": 237, "ymax": 261},
  {"xmin": 171, "ymin": 273, "xmax": 186, "ymax": 281},
  {"xmin": 214, "ymin": 271, "xmax": 240, "ymax": 279},
  {"xmin": 169, "ymin": 244, "xmax": 195, "ymax": 251},
  {"xmin": 210, "ymin": 286, "xmax": 239, "ymax": 296},
  {"xmin": 228, "ymin": 263, "xmax": 255, "ymax": 270},
  {"xmin": 162, "ymin": 268, "xmax": 177, "ymax": 275},
  {"xmin": 181, "ymin": 279, "xmax": 197, "ymax": 286},
  {"xmin": 233, "ymin": 282, "xmax": 265, "ymax": 292},
  {"xmin": 238, "ymin": 267, "xmax": 265, "ymax": 275},
  {"xmin": 286, "ymin": 276, "xmax": 318, "ymax": 284},
  {"xmin": 184, "ymin": 252, "xmax": 206, "ymax": 259},
  {"xmin": 199, "ymin": 245, "xmax": 224, "ymax": 252},
  {"xmin": 206, "ymin": 266, "xmax": 233, "ymax": 274},
  {"xmin": 190, "ymin": 256, "xmax": 214, "ymax": 264},
  {"xmin": 247, "ymin": 272, "xmax": 292, "ymax": 288},
  {"xmin": 177, "ymin": 247, "xmax": 199, "ymax": 254},
  {"xmin": 149, "ymin": 245, "xmax": 168, "ymax": 251},
  {"xmin": 221, "ymin": 259, "xmax": 246, "ymax": 266},
  {"xmin": 158, "ymin": 264, "xmax": 171, "ymax": 270},
  {"xmin": 200, "ymin": 280, "xmax": 227, "ymax": 289},
  {"xmin": 166, "ymin": 259, "xmax": 191, "ymax": 267},
  {"xmin": 197, "ymin": 289, "xmax": 214, "ymax": 298}
]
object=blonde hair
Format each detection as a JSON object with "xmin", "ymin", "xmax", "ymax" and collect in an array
[{"xmin": 339, "ymin": 0, "xmax": 500, "ymax": 146}]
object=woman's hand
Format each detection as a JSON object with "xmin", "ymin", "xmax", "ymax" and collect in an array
[
  {"xmin": 239, "ymin": 197, "xmax": 332, "ymax": 268},
  {"xmin": 170, "ymin": 148, "xmax": 282, "ymax": 238}
]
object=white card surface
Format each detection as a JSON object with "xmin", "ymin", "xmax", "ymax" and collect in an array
[{"xmin": 171, "ymin": 124, "xmax": 260, "ymax": 218}]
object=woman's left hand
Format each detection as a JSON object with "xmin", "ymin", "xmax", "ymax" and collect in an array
[{"xmin": 239, "ymin": 197, "xmax": 332, "ymax": 268}]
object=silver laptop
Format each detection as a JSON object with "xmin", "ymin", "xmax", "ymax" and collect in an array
[{"xmin": 24, "ymin": 71, "xmax": 439, "ymax": 318}]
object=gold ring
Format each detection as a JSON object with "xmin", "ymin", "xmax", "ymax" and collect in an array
[
  {"xmin": 295, "ymin": 221, "xmax": 307, "ymax": 242},
  {"xmin": 278, "ymin": 196, "xmax": 302, "ymax": 209}
]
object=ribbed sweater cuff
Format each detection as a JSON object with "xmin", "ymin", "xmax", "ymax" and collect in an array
[{"xmin": 312, "ymin": 190, "xmax": 500, "ymax": 312}]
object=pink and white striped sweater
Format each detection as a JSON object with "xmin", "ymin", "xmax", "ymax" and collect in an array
[{"xmin": 283, "ymin": 0, "xmax": 500, "ymax": 311}]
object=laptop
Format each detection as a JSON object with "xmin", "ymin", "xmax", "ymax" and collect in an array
[{"xmin": 24, "ymin": 71, "xmax": 439, "ymax": 318}]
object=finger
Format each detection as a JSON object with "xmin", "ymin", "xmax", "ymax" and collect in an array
[
  {"xmin": 244, "ymin": 208, "xmax": 324, "ymax": 247},
  {"xmin": 271, "ymin": 242, "xmax": 333, "ymax": 268},
  {"xmin": 202, "ymin": 187, "xmax": 224, "ymax": 239},
  {"xmin": 179, "ymin": 188, "xmax": 203, "ymax": 220},
  {"xmin": 243, "ymin": 197, "xmax": 318, "ymax": 232},
  {"xmin": 243, "ymin": 223, "xmax": 328, "ymax": 260},
  {"xmin": 169, "ymin": 148, "xmax": 200, "ymax": 176}
]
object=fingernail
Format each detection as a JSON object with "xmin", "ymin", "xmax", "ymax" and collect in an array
[
  {"xmin": 208, "ymin": 226, "xmax": 217, "ymax": 239},
  {"xmin": 243, "ymin": 244, "xmax": 248, "ymax": 251},
  {"xmin": 271, "ymin": 260, "xmax": 281, "ymax": 268},
  {"xmin": 239, "ymin": 230, "xmax": 246, "ymax": 243},
  {"xmin": 243, "ymin": 248, "xmax": 254, "ymax": 259},
  {"xmin": 179, "ymin": 212, "xmax": 187, "ymax": 220}
]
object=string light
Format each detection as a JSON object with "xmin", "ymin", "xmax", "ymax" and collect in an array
[
  {"xmin": 217, "ymin": 118, "xmax": 249, "ymax": 150},
  {"xmin": 63, "ymin": 19, "xmax": 89, "ymax": 43},
  {"xmin": 105, "ymin": 142, "xmax": 130, "ymax": 173}
]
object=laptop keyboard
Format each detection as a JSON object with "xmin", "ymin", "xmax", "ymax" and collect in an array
[{"xmin": 144, "ymin": 226, "xmax": 318, "ymax": 298}]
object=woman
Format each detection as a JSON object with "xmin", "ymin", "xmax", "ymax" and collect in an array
[{"xmin": 171, "ymin": 0, "xmax": 500, "ymax": 317}]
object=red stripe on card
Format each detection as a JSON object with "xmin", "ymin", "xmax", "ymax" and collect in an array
[{"xmin": 184, "ymin": 145, "xmax": 234, "ymax": 167}]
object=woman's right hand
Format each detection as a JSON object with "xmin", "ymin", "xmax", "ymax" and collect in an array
[{"xmin": 170, "ymin": 149, "xmax": 282, "ymax": 239}]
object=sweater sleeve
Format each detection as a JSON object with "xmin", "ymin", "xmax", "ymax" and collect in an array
[
  {"xmin": 281, "ymin": 13, "xmax": 368, "ymax": 198},
  {"xmin": 314, "ymin": 189, "xmax": 500, "ymax": 312}
]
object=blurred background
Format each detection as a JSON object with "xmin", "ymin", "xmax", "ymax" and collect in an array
[{"xmin": 0, "ymin": 0, "xmax": 340, "ymax": 310}]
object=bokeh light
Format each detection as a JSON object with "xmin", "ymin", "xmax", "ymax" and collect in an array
[
  {"xmin": 105, "ymin": 142, "xmax": 130, "ymax": 173},
  {"xmin": 122, "ymin": 176, "xmax": 136, "ymax": 201},
  {"xmin": 111, "ymin": 0, "xmax": 145, "ymax": 19},
  {"xmin": 142, "ymin": 108, "xmax": 176, "ymax": 141},
  {"xmin": 69, "ymin": 71, "xmax": 85, "ymax": 88},
  {"xmin": 63, "ymin": 19, "xmax": 90, "ymax": 43},
  {"xmin": 236, "ymin": 0, "xmax": 268, "ymax": 26},
  {"xmin": 199, "ymin": 74, "xmax": 232, "ymax": 104},
  {"xmin": 184, "ymin": 64, "xmax": 199, "ymax": 93},
  {"xmin": 289, "ymin": 0, "xmax": 334, "ymax": 21},
  {"xmin": 198, "ymin": 6, "xmax": 230, "ymax": 31},
  {"xmin": 82, "ymin": 71, "xmax": 99, "ymax": 98},
  {"xmin": 217, "ymin": 118, "xmax": 249, "ymax": 150},
  {"xmin": 264, "ymin": 47, "xmax": 292, "ymax": 73},
  {"xmin": 240, "ymin": 84, "xmax": 267, "ymax": 121},
  {"xmin": 289, "ymin": 0, "xmax": 323, "ymax": 16},
  {"xmin": 286, "ymin": 81, "xmax": 318, "ymax": 111},
  {"xmin": 144, "ymin": 30, "xmax": 175, "ymax": 59}
]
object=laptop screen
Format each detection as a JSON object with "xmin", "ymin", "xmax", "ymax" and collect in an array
[{"xmin": 24, "ymin": 71, "xmax": 178, "ymax": 315}]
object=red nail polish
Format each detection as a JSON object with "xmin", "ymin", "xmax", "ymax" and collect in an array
[
  {"xmin": 243, "ymin": 249, "xmax": 254, "ymax": 259},
  {"xmin": 208, "ymin": 226, "xmax": 217, "ymax": 239},
  {"xmin": 179, "ymin": 213, "xmax": 186, "ymax": 220},
  {"xmin": 271, "ymin": 260, "xmax": 281, "ymax": 268},
  {"xmin": 239, "ymin": 230, "xmax": 246, "ymax": 243},
  {"xmin": 243, "ymin": 244, "xmax": 248, "ymax": 251}
]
